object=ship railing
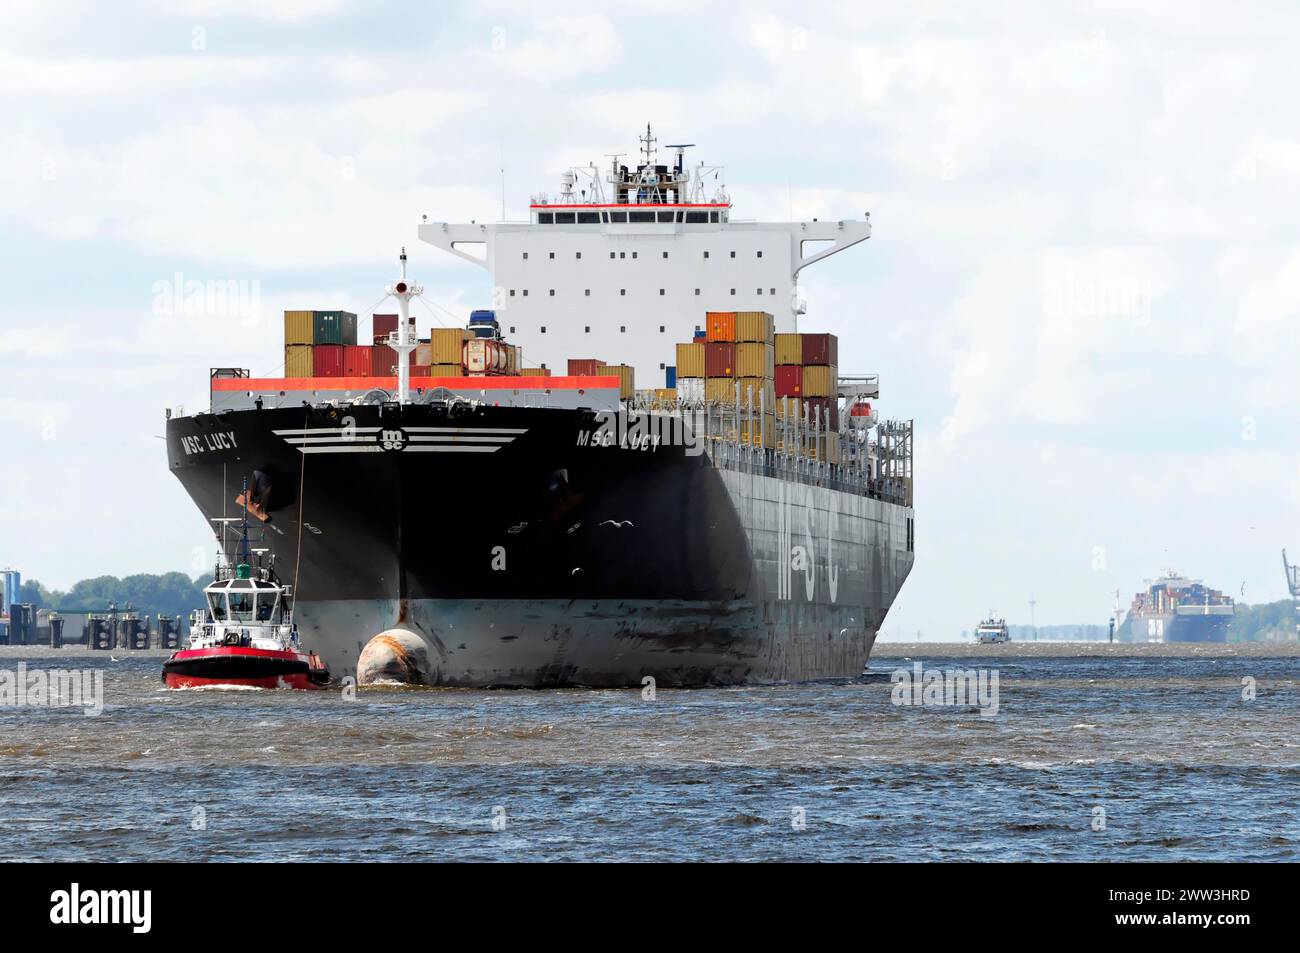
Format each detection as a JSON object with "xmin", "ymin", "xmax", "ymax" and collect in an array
[{"xmin": 623, "ymin": 397, "xmax": 912, "ymax": 505}]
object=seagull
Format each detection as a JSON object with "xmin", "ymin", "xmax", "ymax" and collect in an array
[{"xmin": 600, "ymin": 519, "xmax": 634, "ymax": 528}]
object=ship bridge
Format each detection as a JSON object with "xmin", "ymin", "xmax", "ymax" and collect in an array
[{"xmin": 416, "ymin": 125, "xmax": 871, "ymax": 386}]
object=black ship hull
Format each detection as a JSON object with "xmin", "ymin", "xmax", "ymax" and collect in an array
[{"xmin": 166, "ymin": 402, "xmax": 914, "ymax": 686}]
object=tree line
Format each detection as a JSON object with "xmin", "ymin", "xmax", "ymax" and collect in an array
[{"xmin": 18, "ymin": 573, "xmax": 213, "ymax": 619}]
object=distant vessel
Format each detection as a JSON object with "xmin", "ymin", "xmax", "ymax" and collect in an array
[
  {"xmin": 975, "ymin": 617, "xmax": 1010, "ymax": 644},
  {"xmin": 1123, "ymin": 571, "xmax": 1234, "ymax": 643}
]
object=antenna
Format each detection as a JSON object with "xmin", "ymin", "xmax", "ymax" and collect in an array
[
  {"xmin": 665, "ymin": 143, "xmax": 694, "ymax": 175},
  {"xmin": 639, "ymin": 123, "xmax": 657, "ymax": 166}
]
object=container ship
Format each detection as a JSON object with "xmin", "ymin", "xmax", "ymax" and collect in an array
[
  {"xmin": 164, "ymin": 128, "xmax": 915, "ymax": 686},
  {"xmin": 1122, "ymin": 572, "xmax": 1234, "ymax": 643}
]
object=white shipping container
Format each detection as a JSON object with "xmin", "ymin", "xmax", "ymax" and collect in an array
[{"xmin": 677, "ymin": 377, "xmax": 705, "ymax": 402}]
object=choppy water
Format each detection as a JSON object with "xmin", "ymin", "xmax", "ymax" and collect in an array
[{"xmin": 1, "ymin": 643, "xmax": 1297, "ymax": 861}]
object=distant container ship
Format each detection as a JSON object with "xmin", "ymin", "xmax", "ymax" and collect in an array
[{"xmin": 1123, "ymin": 572, "xmax": 1234, "ymax": 643}]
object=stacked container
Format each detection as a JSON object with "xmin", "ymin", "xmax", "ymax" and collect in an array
[
  {"xmin": 284, "ymin": 309, "xmax": 358, "ymax": 377},
  {"xmin": 595, "ymin": 364, "xmax": 635, "ymax": 400},
  {"xmin": 285, "ymin": 345, "xmax": 314, "ymax": 378},
  {"xmin": 520, "ymin": 367, "xmax": 552, "ymax": 377},
  {"xmin": 343, "ymin": 345, "xmax": 371, "ymax": 377},
  {"xmin": 430, "ymin": 327, "xmax": 472, "ymax": 364},
  {"xmin": 567, "ymin": 358, "xmax": 604, "ymax": 376},
  {"xmin": 372, "ymin": 313, "xmax": 398, "ymax": 343}
]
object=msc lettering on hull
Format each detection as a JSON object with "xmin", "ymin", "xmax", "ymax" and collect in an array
[{"xmin": 180, "ymin": 431, "xmax": 238, "ymax": 455}]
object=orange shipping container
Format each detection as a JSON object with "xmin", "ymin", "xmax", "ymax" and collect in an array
[
  {"xmin": 705, "ymin": 311, "xmax": 737, "ymax": 342},
  {"xmin": 735, "ymin": 342, "xmax": 774, "ymax": 379},
  {"xmin": 675, "ymin": 341, "xmax": 706, "ymax": 378},
  {"xmin": 428, "ymin": 363, "xmax": 464, "ymax": 377},
  {"xmin": 343, "ymin": 345, "xmax": 371, "ymax": 377}
]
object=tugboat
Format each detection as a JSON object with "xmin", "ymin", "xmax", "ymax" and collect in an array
[
  {"xmin": 975, "ymin": 616, "xmax": 1011, "ymax": 644},
  {"xmin": 163, "ymin": 486, "xmax": 330, "ymax": 689}
]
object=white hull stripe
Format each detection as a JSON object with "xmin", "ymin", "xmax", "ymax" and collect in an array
[{"xmin": 297, "ymin": 444, "xmax": 503, "ymax": 454}]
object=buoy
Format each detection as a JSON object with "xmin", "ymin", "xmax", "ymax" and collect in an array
[{"xmin": 357, "ymin": 629, "xmax": 431, "ymax": 686}]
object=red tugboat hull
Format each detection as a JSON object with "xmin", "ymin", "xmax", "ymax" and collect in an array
[{"xmin": 162, "ymin": 646, "xmax": 330, "ymax": 690}]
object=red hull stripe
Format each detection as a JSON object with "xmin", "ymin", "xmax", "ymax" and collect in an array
[
  {"xmin": 171, "ymin": 646, "xmax": 308, "ymax": 661},
  {"xmin": 211, "ymin": 375, "xmax": 620, "ymax": 392},
  {"xmin": 163, "ymin": 673, "xmax": 321, "ymax": 690}
]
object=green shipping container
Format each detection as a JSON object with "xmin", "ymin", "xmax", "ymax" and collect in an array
[{"xmin": 312, "ymin": 310, "xmax": 358, "ymax": 346}]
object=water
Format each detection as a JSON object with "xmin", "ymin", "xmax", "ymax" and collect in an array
[{"xmin": 1, "ymin": 644, "xmax": 1297, "ymax": 861}]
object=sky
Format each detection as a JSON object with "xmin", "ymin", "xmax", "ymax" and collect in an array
[{"xmin": 2, "ymin": 0, "xmax": 1299, "ymax": 639}]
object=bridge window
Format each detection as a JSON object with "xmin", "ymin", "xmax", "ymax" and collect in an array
[
  {"xmin": 537, "ymin": 213, "xmax": 554, "ymax": 224},
  {"xmin": 685, "ymin": 211, "xmax": 708, "ymax": 223},
  {"xmin": 554, "ymin": 213, "xmax": 575, "ymax": 224},
  {"xmin": 710, "ymin": 212, "xmax": 719, "ymax": 222},
  {"xmin": 609, "ymin": 211, "xmax": 627, "ymax": 223},
  {"xmin": 657, "ymin": 211, "xmax": 675, "ymax": 223},
  {"xmin": 629, "ymin": 211, "xmax": 655, "ymax": 223},
  {"xmin": 577, "ymin": 212, "xmax": 600, "ymax": 224},
  {"xmin": 549, "ymin": 252, "xmax": 555, "ymax": 259}
]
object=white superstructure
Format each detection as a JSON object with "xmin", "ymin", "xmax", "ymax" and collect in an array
[{"xmin": 417, "ymin": 125, "xmax": 871, "ymax": 386}]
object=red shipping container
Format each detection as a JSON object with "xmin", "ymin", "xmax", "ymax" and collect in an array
[
  {"xmin": 411, "ymin": 366, "xmax": 433, "ymax": 377},
  {"xmin": 312, "ymin": 344, "xmax": 345, "ymax": 377},
  {"xmin": 568, "ymin": 358, "xmax": 603, "ymax": 376},
  {"xmin": 801, "ymin": 332, "xmax": 838, "ymax": 366},
  {"xmin": 803, "ymin": 397, "xmax": 839, "ymax": 430},
  {"xmin": 704, "ymin": 342, "xmax": 736, "ymax": 377},
  {"xmin": 775, "ymin": 365, "xmax": 802, "ymax": 398},
  {"xmin": 373, "ymin": 313, "xmax": 398, "ymax": 337},
  {"xmin": 370, "ymin": 344, "xmax": 397, "ymax": 376},
  {"xmin": 343, "ymin": 345, "xmax": 371, "ymax": 377}
]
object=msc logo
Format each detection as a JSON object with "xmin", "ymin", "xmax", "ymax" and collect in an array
[{"xmin": 379, "ymin": 428, "xmax": 408, "ymax": 451}]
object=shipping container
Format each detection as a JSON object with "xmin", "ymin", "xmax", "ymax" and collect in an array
[
  {"xmin": 411, "ymin": 366, "xmax": 433, "ymax": 377},
  {"xmin": 740, "ymin": 413, "xmax": 777, "ymax": 449},
  {"xmin": 372, "ymin": 313, "xmax": 398, "ymax": 338},
  {"xmin": 414, "ymin": 343, "xmax": 433, "ymax": 366},
  {"xmin": 464, "ymin": 338, "xmax": 510, "ymax": 374},
  {"xmin": 735, "ymin": 311, "xmax": 774, "ymax": 343},
  {"xmin": 568, "ymin": 358, "xmax": 603, "ymax": 376},
  {"xmin": 705, "ymin": 311, "xmax": 737, "ymax": 342},
  {"xmin": 665, "ymin": 366, "xmax": 677, "ymax": 389},
  {"xmin": 736, "ymin": 377, "xmax": 776, "ymax": 411},
  {"xmin": 313, "ymin": 310, "xmax": 358, "ymax": 346},
  {"xmin": 704, "ymin": 342, "xmax": 736, "ymax": 377},
  {"xmin": 735, "ymin": 342, "xmax": 774, "ymax": 379},
  {"xmin": 774, "ymin": 396, "xmax": 802, "ymax": 420},
  {"xmin": 654, "ymin": 388, "xmax": 677, "ymax": 401},
  {"xmin": 430, "ymin": 327, "xmax": 471, "ymax": 364},
  {"xmin": 520, "ymin": 367, "xmax": 552, "ymax": 377},
  {"xmin": 312, "ymin": 344, "xmax": 345, "ymax": 377},
  {"xmin": 284, "ymin": 310, "xmax": 314, "ymax": 346},
  {"xmin": 803, "ymin": 396, "xmax": 840, "ymax": 431},
  {"xmin": 774, "ymin": 332, "xmax": 803, "ymax": 366},
  {"xmin": 428, "ymin": 363, "xmax": 464, "ymax": 377},
  {"xmin": 596, "ymin": 364, "xmax": 635, "ymax": 399},
  {"xmin": 803, "ymin": 432, "xmax": 842, "ymax": 462},
  {"xmin": 342, "ymin": 345, "xmax": 371, "ymax": 377},
  {"xmin": 504, "ymin": 344, "xmax": 521, "ymax": 374},
  {"xmin": 677, "ymin": 378, "xmax": 705, "ymax": 402},
  {"xmin": 705, "ymin": 377, "xmax": 737, "ymax": 403},
  {"xmin": 775, "ymin": 364, "xmax": 803, "ymax": 397},
  {"xmin": 675, "ymin": 342, "xmax": 706, "ymax": 378},
  {"xmin": 284, "ymin": 344, "xmax": 314, "ymax": 377},
  {"xmin": 801, "ymin": 364, "xmax": 837, "ymax": 397},
  {"xmin": 370, "ymin": 344, "xmax": 397, "ymax": 376},
  {"xmin": 801, "ymin": 332, "xmax": 838, "ymax": 366}
]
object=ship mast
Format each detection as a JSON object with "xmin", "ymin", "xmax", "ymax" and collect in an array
[{"xmin": 383, "ymin": 247, "xmax": 423, "ymax": 404}]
